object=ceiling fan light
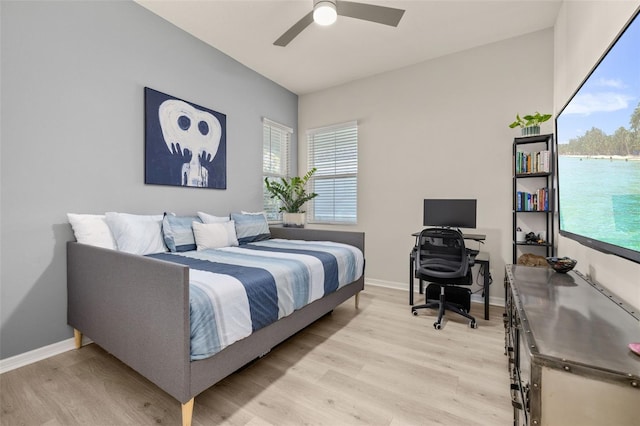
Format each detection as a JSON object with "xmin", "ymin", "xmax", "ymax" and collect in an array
[{"xmin": 313, "ymin": 1, "xmax": 337, "ymax": 26}]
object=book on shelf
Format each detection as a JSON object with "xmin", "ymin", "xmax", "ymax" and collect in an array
[
  {"xmin": 515, "ymin": 150, "xmax": 551, "ymax": 174},
  {"xmin": 516, "ymin": 187, "xmax": 549, "ymax": 211}
]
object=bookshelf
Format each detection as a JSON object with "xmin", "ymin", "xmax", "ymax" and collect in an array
[{"xmin": 512, "ymin": 133, "xmax": 555, "ymax": 263}]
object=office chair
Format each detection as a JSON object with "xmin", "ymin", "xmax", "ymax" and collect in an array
[{"xmin": 411, "ymin": 227, "xmax": 477, "ymax": 329}]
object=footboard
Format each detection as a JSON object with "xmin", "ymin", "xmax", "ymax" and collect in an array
[{"xmin": 67, "ymin": 242, "xmax": 192, "ymax": 403}]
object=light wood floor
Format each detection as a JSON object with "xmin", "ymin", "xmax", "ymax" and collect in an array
[{"xmin": 1, "ymin": 285, "xmax": 512, "ymax": 425}]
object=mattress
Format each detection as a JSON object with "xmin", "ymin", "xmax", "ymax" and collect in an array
[{"xmin": 147, "ymin": 238, "xmax": 364, "ymax": 360}]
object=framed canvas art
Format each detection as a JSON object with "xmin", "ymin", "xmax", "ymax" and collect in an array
[{"xmin": 145, "ymin": 87, "xmax": 227, "ymax": 189}]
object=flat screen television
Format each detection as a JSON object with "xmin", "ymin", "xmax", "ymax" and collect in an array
[
  {"xmin": 555, "ymin": 9, "xmax": 640, "ymax": 264},
  {"xmin": 423, "ymin": 199, "xmax": 477, "ymax": 229}
]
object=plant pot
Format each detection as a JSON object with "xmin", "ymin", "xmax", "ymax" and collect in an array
[
  {"xmin": 283, "ymin": 212, "xmax": 305, "ymax": 228},
  {"xmin": 521, "ymin": 125, "xmax": 540, "ymax": 137}
]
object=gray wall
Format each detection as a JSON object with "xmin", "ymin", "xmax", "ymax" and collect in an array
[{"xmin": 0, "ymin": 1, "xmax": 297, "ymax": 359}]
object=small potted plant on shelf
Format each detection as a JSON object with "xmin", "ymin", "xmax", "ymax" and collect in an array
[
  {"xmin": 509, "ymin": 112, "xmax": 552, "ymax": 136},
  {"xmin": 264, "ymin": 168, "xmax": 318, "ymax": 227}
]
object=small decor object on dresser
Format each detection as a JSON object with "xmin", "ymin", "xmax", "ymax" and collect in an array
[
  {"xmin": 144, "ymin": 87, "xmax": 227, "ymax": 189},
  {"xmin": 546, "ymin": 256, "xmax": 577, "ymax": 273},
  {"xmin": 517, "ymin": 253, "xmax": 548, "ymax": 267}
]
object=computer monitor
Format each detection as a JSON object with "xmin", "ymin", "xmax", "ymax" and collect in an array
[{"xmin": 423, "ymin": 199, "xmax": 477, "ymax": 229}]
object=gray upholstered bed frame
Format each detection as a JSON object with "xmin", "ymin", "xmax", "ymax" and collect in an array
[{"xmin": 67, "ymin": 227, "xmax": 364, "ymax": 426}]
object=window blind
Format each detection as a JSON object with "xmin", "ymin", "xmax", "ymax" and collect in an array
[
  {"xmin": 263, "ymin": 118, "xmax": 292, "ymax": 221},
  {"xmin": 307, "ymin": 121, "xmax": 358, "ymax": 224}
]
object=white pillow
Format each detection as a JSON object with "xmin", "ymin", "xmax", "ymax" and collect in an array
[
  {"xmin": 105, "ymin": 212, "xmax": 167, "ymax": 255},
  {"xmin": 67, "ymin": 213, "xmax": 117, "ymax": 249},
  {"xmin": 192, "ymin": 220, "xmax": 239, "ymax": 250},
  {"xmin": 197, "ymin": 211, "xmax": 231, "ymax": 224}
]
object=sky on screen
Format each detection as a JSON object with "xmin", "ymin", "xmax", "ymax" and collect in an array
[{"xmin": 557, "ymin": 14, "xmax": 639, "ymax": 144}]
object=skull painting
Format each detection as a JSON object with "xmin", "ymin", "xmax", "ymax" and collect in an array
[
  {"xmin": 159, "ymin": 100, "xmax": 221, "ymax": 187},
  {"xmin": 144, "ymin": 87, "xmax": 226, "ymax": 189}
]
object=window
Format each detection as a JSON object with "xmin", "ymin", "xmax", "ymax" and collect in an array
[
  {"xmin": 263, "ymin": 118, "xmax": 292, "ymax": 221},
  {"xmin": 307, "ymin": 121, "xmax": 358, "ymax": 224}
]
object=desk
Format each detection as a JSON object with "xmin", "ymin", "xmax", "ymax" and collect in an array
[{"xmin": 409, "ymin": 232, "xmax": 490, "ymax": 320}]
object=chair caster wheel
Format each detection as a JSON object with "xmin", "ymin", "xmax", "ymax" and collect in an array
[
  {"xmin": 433, "ymin": 322, "xmax": 442, "ymax": 330},
  {"xmin": 470, "ymin": 321, "xmax": 477, "ymax": 329},
  {"xmin": 411, "ymin": 310, "xmax": 418, "ymax": 316}
]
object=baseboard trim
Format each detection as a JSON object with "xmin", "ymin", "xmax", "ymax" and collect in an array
[
  {"xmin": 365, "ymin": 277, "xmax": 405, "ymax": 290},
  {"xmin": 0, "ymin": 337, "xmax": 92, "ymax": 374},
  {"xmin": 365, "ymin": 278, "xmax": 504, "ymax": 307}
]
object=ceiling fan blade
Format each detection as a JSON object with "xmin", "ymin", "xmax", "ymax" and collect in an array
[
  {"xmin": 274, "ymin": 11, "xmax": 314, "ymax": 47},
  {"xmin": 337, "ymin": 1, "xmax": 405, "ymax": 27}
]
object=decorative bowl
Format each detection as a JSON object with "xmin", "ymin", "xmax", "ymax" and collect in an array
[{"xmin": 546, "ymin": 257, "xmax": 577, "ymax": 273}]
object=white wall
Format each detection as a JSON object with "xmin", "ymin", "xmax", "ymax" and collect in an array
[
  {"xmin": 554, "ymin": 0, "xmax": 640, "ymax": 309},
  {"xmin": 299, "ymin": 29, "xmax": 554, "ymax": 303}
]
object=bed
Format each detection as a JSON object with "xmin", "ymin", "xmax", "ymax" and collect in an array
[{"xmin": 67, "ymin": 226, "xmax": 364, "ymax": 426}]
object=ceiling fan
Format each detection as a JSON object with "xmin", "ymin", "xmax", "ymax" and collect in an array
[{"xmin": 274, "ymin": 0, "xmax": 405, "ymax": 47}]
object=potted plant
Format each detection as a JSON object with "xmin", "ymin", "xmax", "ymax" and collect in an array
[
  {"xmin": 264, "ymin": 168, "xmax": 318, "ymax": 227},
  {"xmin": 509, "ymin": 112, "xmax": 552, "ymax": 136}
]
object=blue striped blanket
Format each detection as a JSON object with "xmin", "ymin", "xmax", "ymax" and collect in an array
[{"xmin": 147, "ymin": 239, "xmax": 364, "ymax": 360}]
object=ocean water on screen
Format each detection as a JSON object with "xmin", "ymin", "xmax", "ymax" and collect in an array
[{"xmin": 558, "ymin": 156, "xmax": 640, "ymax": 251}]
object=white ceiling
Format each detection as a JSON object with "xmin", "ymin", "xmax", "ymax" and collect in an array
[{"xmin": 136, "ymin": 0, "xmax": 563, "ymax": 95}]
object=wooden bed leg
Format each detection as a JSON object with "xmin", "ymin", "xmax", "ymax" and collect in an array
[
  {"xmin": 182, "ymin": 398, "xmax": 194, "ymax": 426},
  {"xmin": 73, "ymin": 329, "xmax": 82, "ymax": 349},
  {"xmin": 355, "ymin": 291, "xmax": 360, "ymax": 309}
]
